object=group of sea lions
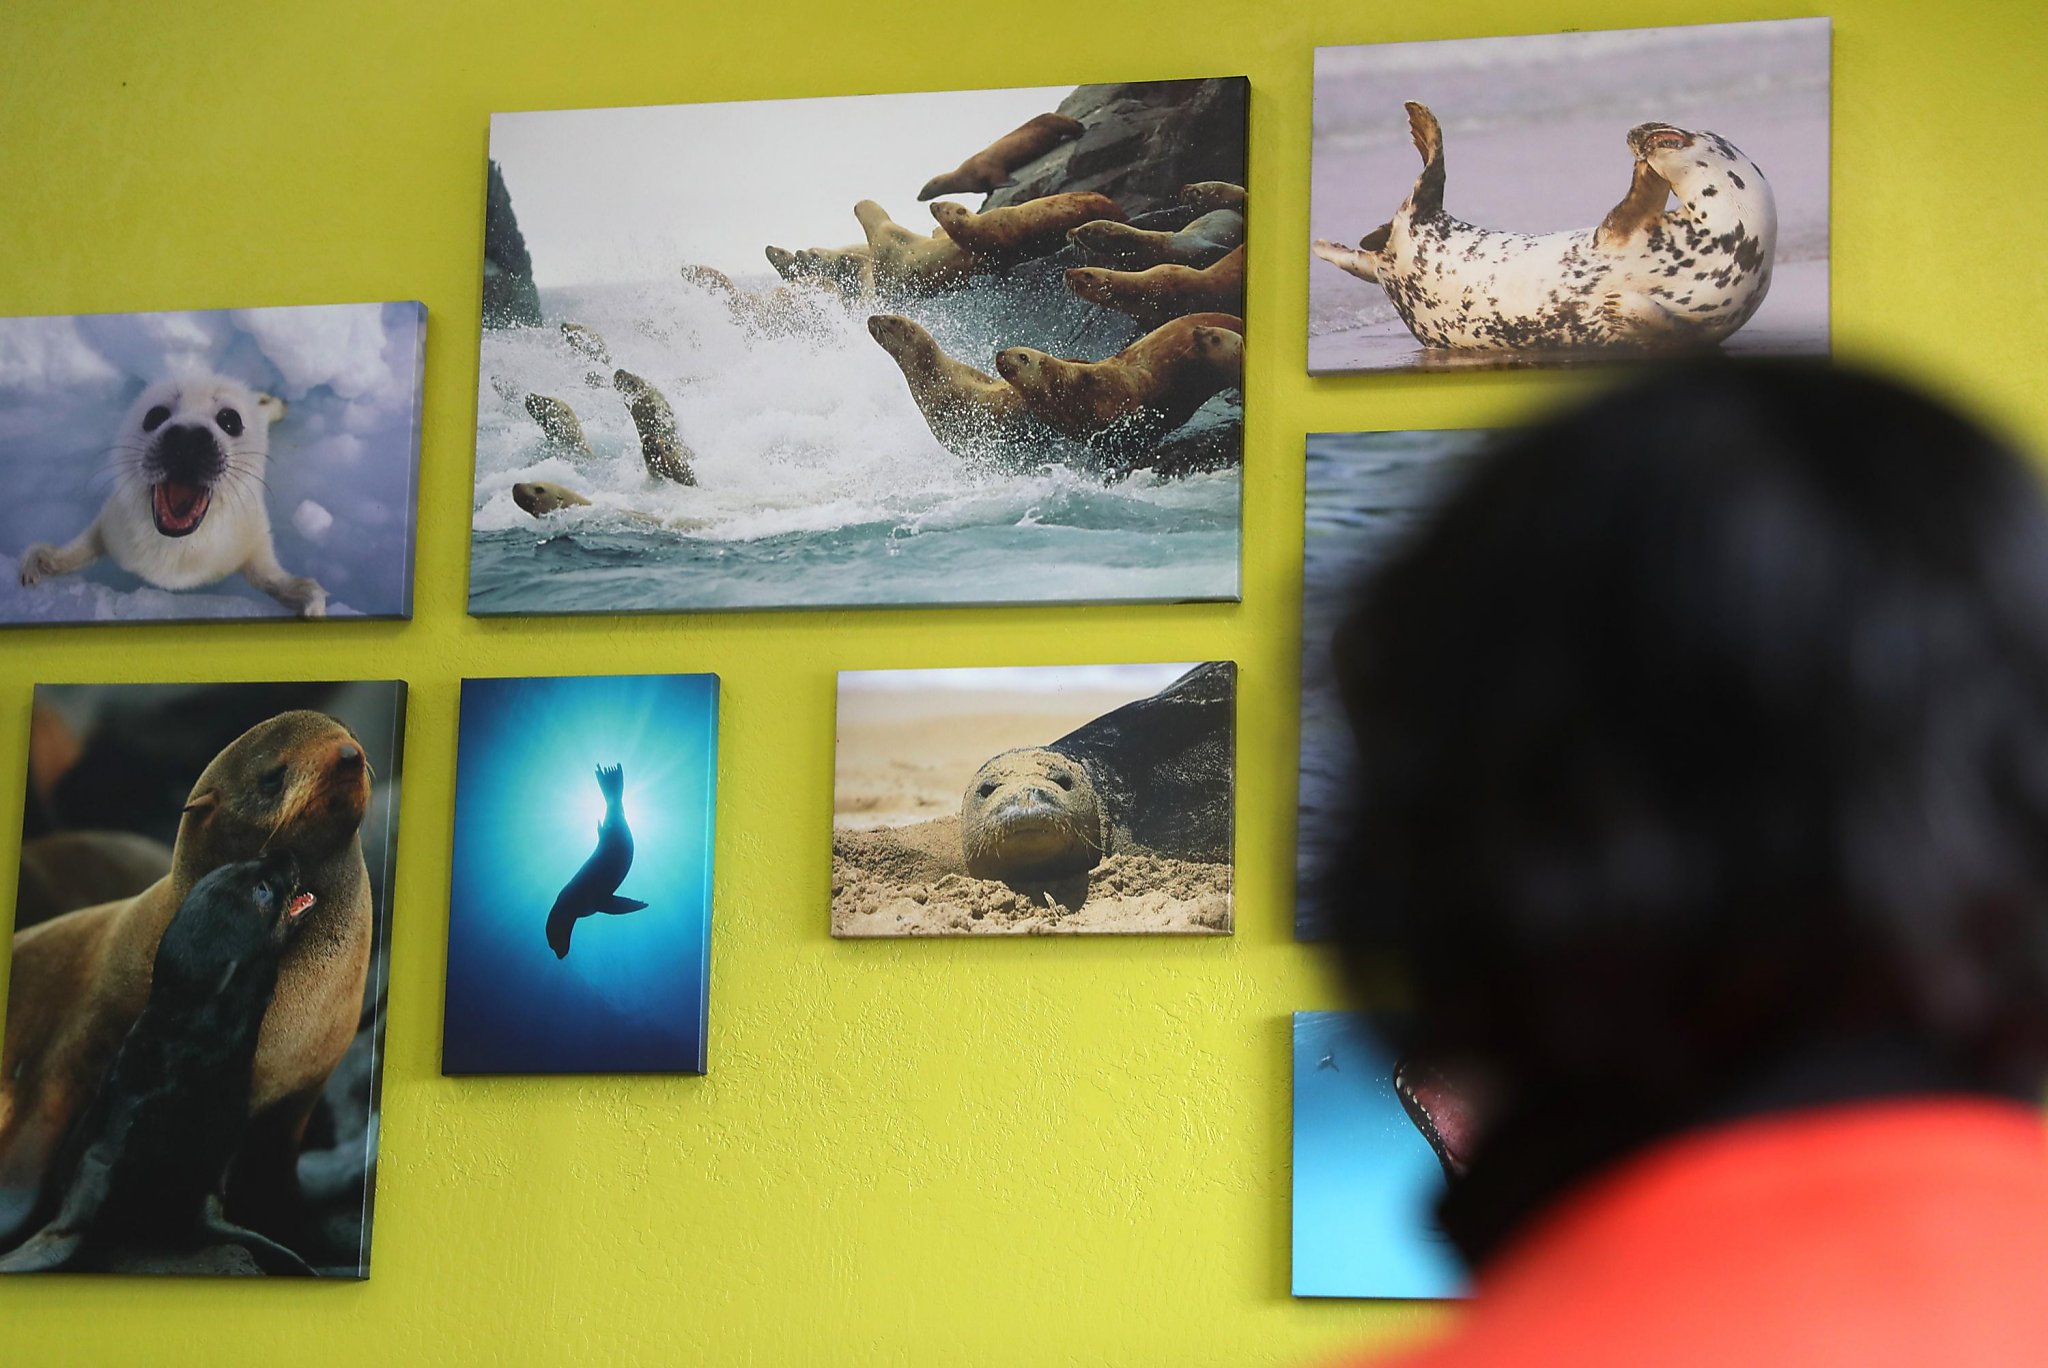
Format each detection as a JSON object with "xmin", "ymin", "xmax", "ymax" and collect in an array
[{"xmin": 500, "ymin": 109, "xmax": 1249, "ymax": 517}]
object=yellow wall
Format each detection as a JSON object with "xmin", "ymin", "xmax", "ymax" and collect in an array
[{"xmin": 2, "ymin": 0, "xmax": 2045, "ymax": 1362}]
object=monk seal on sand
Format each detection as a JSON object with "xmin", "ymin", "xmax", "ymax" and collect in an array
[
  {"xmin": 611, "ymin": 369, "xmax": 695, "ymax": 485},
  {"xmin": 0, "ymin": 855, "xmax": 318, "ymax": 1276},
  {"xmin": 560, "ymin": 321, "xmax": 611, "ymax": 364},
  {"xmin": 928, "ymin": 193, "xmax": 1125, "ymax": 265},
  {"xmin": 0, "ymin": 711, "xmax": 377, "ymax": 1242},
  {"xmin": 523, "ymin": 394, "xmax": 593, "ymax": 459},
  {"xmin": 1311, "ymin": 102, "xmax": 1777, "ymax": 352},
  {"xmin": 853, "ymin": 201, "xmax": 978, "ymax": 294},
  {"xmin": 867, "ymin": 314, "xmax": 1033, "ymax": 460},
  {"xmin": 512, "ymin": 481, "xmax": 592, "ymax": 517},
  {"xmin": 960, "ymin": 661, "xmax": 1235, "ymax": 883},
  {"xmin": 917, "ymin": 113, "xmax": 1085, "ymax": 200},
  {"xmin": 994, "ymin": 313, "xmax": 1244, "ymax": 452},
  {"xmin": 545, "ymin": 764, "xmax": 648, "ymax": 960},
  {"xmin": 1069, "ymin": 209, "xmax": 1244, "ymax": 269},
  {"xmin": 1065, "ymin": 245, "xmax": 1246, "ymax": 329}
]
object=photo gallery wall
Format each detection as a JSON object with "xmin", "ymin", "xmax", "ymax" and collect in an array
[{"xmin": 0, "ymin": 16, "xmax": 1832, "ymax": 1293}]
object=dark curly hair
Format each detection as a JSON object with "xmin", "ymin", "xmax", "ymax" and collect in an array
[{"xmin": 1329, "ymin": 357, "xmax": 2048, "ymax": 1256}]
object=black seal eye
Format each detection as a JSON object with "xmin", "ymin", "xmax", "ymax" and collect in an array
[
  {"xmin": 258, "ymin": 763, "xmax": 288, "ymax": 799},
  {"xmin": 216, "ymin": 408, "xmax": 243, "ymax": 437},
  {"xmin": 1051, "ymin": 771, "xmax": 1074, "ymax": 790},
  {"xmin": 142, "ymin": 405, "xmax": 171, "ymax": 432},
  {"xmin": 976, "ymin": 781, "xmax": 998, "ymax": 799}
]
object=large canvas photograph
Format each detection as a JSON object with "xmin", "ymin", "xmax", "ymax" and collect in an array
[
  {"xmin": 471, "ymin": 79, "xmax": 1248, "ymax": 615},
  {"xmin": 833, "ymin": 662, "xmax": 1235, "ymax": 936},
  {"xmin": 1293, "ymin": 1011, "xmax": 1466, "ymax": 1299},
  {"xmin": 1, "ymin": 681, "xmax": 406, "ymax": 1277},
  {"xmin": 1297, "ymin": 429, "xmax": 1485, "ymax": 939},
  {"xmin": 0, "ymin": 302, "xmax": 426, "ymax": 623},
  {"xmin": 1308, "ymin": 19, "xmax": 1830, "ymax": 374},
  {"xmin": 443, "ymin": 674, "xmax": 719, "ymax": 1074}
]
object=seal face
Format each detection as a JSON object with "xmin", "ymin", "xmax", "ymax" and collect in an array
[
  {"xmin": 960, "ymin": 748, "xmax": 1103, "ymax": 882},
  {"xmin": 512, "ymin": 481, "xmax": 591, "ymax": 517},
  {"xmin": 1311, "ymin": 102, "xmax": 1778, "ymax": 352}
]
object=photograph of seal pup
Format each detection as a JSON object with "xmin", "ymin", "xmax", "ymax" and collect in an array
[
  {"xmin": 0, "ymin": 680, "xmax": 406, "ymax": 1277},
  {"xmin": 472, "ymin": 78, "xmax": 1246, "ymax": 616},
  {"xmin": 1307, "ymin": 19, "xmax": 1829, "ymax": 374},
  {"xmin": 1293, "ymin": 1012, "xmax": 1466, "ymax": 1299},
  {"xmin": 0, "ymin": 855, "xmax": 318, "ymax": 1277},
  {"xmin": 444, "ymin": 674, "xmax": 717, "ymax": 1074},
  {"xmin": 832, "ymin": 661, "xmax": 1235, "ymax": 937},
  {"xmin": 0, "ymin": 301, "xmax": 426, "ymax": 624},
  {"xmin": 545, "ymin": 764, "xmax": 648, "ymax": 959}
]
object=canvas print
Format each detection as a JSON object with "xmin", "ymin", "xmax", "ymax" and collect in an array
[
  {"xmin": 1308, "ymin": 19, "xmax": 1829, "ymax": 374},
  {"xmin": 1298, "ymin": 430, "xmax": 1488, "ymax": 939},
  {"xmin": 471, "ymin": 78, "xmax": 1248, "ymax": 615},
  {"xmin": 0, "ymin": 302, "xmax": 426, "ymax": 623},
  {"xmin": 1293, "ymin": 1011, "xmax": 1467, "ymax": 1299},
  {"xmin": 833, "ymin": 662, "xmax": 1235, "ymax": 936},
  {"xmin": 1, "ymin": 681, "xmax": 406, "ymax": 1277},
  {"xmin": 443, "ymin": 674, "xmax": 718, "ymax": 1074}
]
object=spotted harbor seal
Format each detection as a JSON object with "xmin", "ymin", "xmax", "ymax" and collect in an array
[
  {"xmin": 512, "ymin": 481, "xmax": 593, "ymax": 517},
  {"xmin": 545, "ymin": 764, "xmax": 647, "ymax": 960},
  {"xmin": 560, "ymin": 321, "xmax": 611, "ymax": 364},
  {"xmin": 611, "ymin": 369, "xmax": 695, "ymax": 485},
  {"xmin": 917, "ymin": 113, "xmax": 1086, "ymax": 200},
  {"xmin": 1311, "ymin": 102, "xmax": 1777, "ymax": 352},
  {"xmin": 994, "ymin": 312, "xmax": 1245, "ymax": 449},
  {"xmin": 523, "ymin": 394, "xmax": 593, "ymax": 459},
  {"xmin": 866, "ymin": 314, "xmax": 1033, "ymax": 459},
  {"xmin": 960, "ymin": 661, "xmax": 1235, "ymax": 883},
  {"xmin": 928, "ymin": 193, "xmax": 1125, "ymax": 265},
  {"xmin": 17, "ymin": 376, "xmax": 325, "ymax": 616},
  {"xmin": 1069, "ymin": 209, "xmax": 1244, "ymax": 269},
  {"xmin": 0, "ymin": 711, "xmax": 377, "ymax": 1243},
  {"xmin": 1065, "ymin": 244, "xmax": 1246, "ymax": 329},
  {"xmin": 853, "ymin": 201, "xmax": 978, "ymax": 294},
  {"xmin": 0, "ymin": 855, "xmax": 318, "ymax": 1276}
]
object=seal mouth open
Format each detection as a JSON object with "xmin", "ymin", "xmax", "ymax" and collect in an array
[
  {"xmin": 150, "ymin": 480, "xmax": 213, "ymax": 537},
  {"xmin": 285, "ymin": 890, "xmax": 317, "ymax": 920},
  {"xmin": 1630, "ymin": 124, "xmax": 1693, "ymax": 156},
  {"xmin": 1394, "ymin": 1057, "xmax": 1478, "ymax": 1183}
]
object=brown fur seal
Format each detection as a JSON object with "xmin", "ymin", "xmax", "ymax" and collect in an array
[
  {"xmin": 1069, "ymin": 209, "xmax": 1244, "ymax": 269},
  {"xmin": 853, "ymin": 201, "xmax": 978, "ymax": 294},
  {"xmin": 1066, "ymin": 245, "xmax": 1246, "ymax": 329},
  {"xmin": 611, "ymin": 370, "xmax": 695, "ymax": 486},
  {"xmin": 994, "ymin": 312, "xmax": 1245, "ymax": 443},
  {"xmin": 560, "ymin": 321, "xmax": 610, "ymax": 365},
  {"xmin": 512, "ymin": 481, "xmax": 593, "ymax": 517},
  {"xmin": 0, "ymin": 711, "xmax": 376, "ymax": 1232},
  {"xmin": 1180, "ymin": 181, "xmax": 1247, "ymax": 215},
  {"xmin": 866, "ymin": 314, "xmax": 1032, "ymax": 459},
  {"xmin": 928, "ymin": 193, "xmax": 1125, "ymax": 264},
  {"xmin": 917, "ymin": 113, "xmax": 1085, "ymax": 200},
  {"xmin": 960, "ymin": 662, "xmax": 1235, "ymax": 883},
  {"xmin": 523, "ymin": 394, "xmax": 593, "ymax": 459},
  {"xmin": 12, "ymin": 831, "xmax": 172, "ymax": 933},
  {"xmin": 1190, "ymin": 323, "xmax": 1244, "ymax": 387}
]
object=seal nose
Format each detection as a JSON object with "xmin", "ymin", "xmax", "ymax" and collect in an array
[
  {"xmin": 155, "ymin": 423, "xmax": 223, "ymax": 480},
  {"xmin": 333, "ymin": 742, "xmax": 362, "ymax": 773}
]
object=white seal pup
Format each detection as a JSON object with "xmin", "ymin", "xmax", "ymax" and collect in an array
[
  {"xmin": 1312, "ymin": 103, "xmax": 1777, "ymax": 352},
  {"xmin": 17, "ymin": 376, "xmax": 326, "ymax": 616}
]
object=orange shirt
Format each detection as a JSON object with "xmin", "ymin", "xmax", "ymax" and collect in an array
[{"xmin": 1355, "ymin": 1099, "xmax": 2048, "ymax": 1368}]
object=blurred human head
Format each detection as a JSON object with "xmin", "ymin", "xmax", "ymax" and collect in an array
[{"xmin": 1330, "ymin": 357, "xmax": 2048, "ymax": 1245}]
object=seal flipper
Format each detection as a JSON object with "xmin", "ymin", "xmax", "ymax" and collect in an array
[
  {"xmin": 202, "ymin": 1195, "xmax": 314, "ymax": 1276},
  {"xmin": 1594, "ymin": 158, "xmax": 1674, "ymax": 249},
  {"xmin": 1312, "ymin": 239, "xmax": 1385, "ymax": 284},
  {"xmin": 596, "ymin": 895, "xmax": 648, "ymax": 915},
  {"xmin": 0, "ymin": 1227, "xmax": 85, "ymax": 1273},
  {"xmin": 1404, "ymin": 101, "xmax": 1447, "ymax": 218}
]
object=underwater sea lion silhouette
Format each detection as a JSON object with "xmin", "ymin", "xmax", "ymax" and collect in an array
[{"xmin": 545, "ymin": 764, "xmax": 647, "ymax": 959}]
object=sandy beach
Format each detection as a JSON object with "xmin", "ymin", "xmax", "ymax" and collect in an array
[{"xmin": 832, "ymin": 675, "xmax": 1233, "ymax": 936}]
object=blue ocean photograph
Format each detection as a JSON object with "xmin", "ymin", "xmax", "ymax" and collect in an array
[
  {"xmin": 469, "ymin": 79, "xmax": 1246, "ymax": 615},
  {"xmin": 1292, "ymin": 1011, "xmax": 1466, "ymax": 1300},
  {"xmin": 1296, "ymin": 429, "xmax": 1487, "ymax": 939},
  {"xmin": 0, "ymin": 302, "xmax": 425, "ymax": 625},
  {"xmin": 443, "ymin": 673, "xmax": 719, "ymax": 1075}
]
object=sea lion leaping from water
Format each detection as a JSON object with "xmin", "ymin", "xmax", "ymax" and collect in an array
[
  {"xmin": 612, "ymin": 369, "xmax": 695, "ymax": 485},
  {"xmin": 523, "ymin": 394, "xmax": 593, "ymax": 460},
  {"xmin": 928, "ymin": 193, "xmax": 1125, "ymax": 266},
  {"xmin": 546, "ymin": 764, "xmax": 647, "ymax": 959},
  {"xmin": 853, "ymin": 201, "xmax": 979, "ymax": 295},
  {"xmin": 1310, "ymin": 102, "xmax": 1777, "ymax": 352},
  {"xmin": 917, "ymin": 113, "xmax": 1085, "ymax": 200}
]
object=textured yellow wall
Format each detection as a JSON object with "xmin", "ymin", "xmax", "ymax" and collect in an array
[{"xmin": 2, "ymin": 1, "xmax": 2045, "ymax": 1363}]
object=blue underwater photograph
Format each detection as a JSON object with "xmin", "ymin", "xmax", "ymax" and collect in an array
[
  {"xmin": 443, "ymin": 673, "xmax": 719, "ymax": 1075},
  {"xmin": 1292, "ymin": 1011, "xmax": 1467, "ymax": 1299}
]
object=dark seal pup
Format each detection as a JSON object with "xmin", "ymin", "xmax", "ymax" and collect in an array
[
  {"xmin": 960, "ymin": 661, "xmax": 1236, "ymax": 883},
  {"xmin": 0, "ymin": 855, "xmax": 317, "ymax": 1275},
  {"xmin": 546, "ymin": 763, "xmax": 648, "ymax": 959}
]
